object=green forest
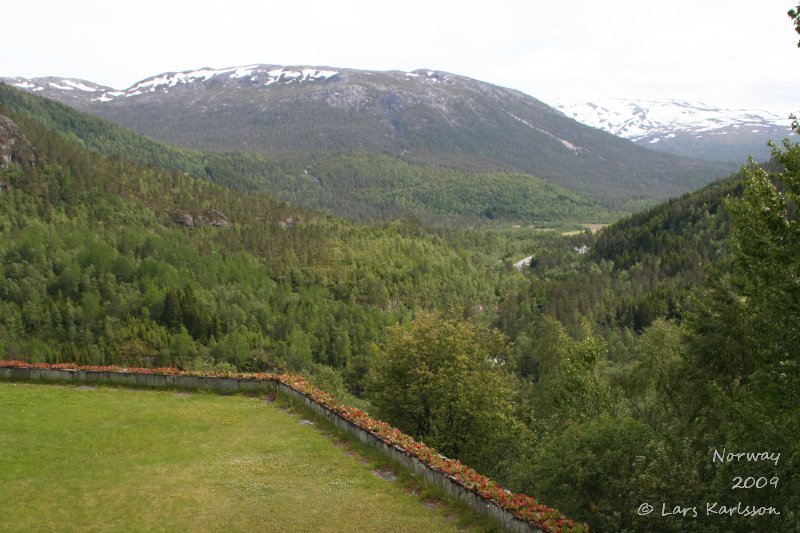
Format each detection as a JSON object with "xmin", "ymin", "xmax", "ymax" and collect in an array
[{"xmin": 1, "ymin": 76, "xmax": 798, "ymax": 533}]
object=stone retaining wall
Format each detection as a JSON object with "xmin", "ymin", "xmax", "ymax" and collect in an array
[
  {"xmin": 276, "ymin": 382, "xmax": 541, "ymax": 532},
  {"xmin": 1, "ymin": 366, "xmax": 540, "ymax": 533}
]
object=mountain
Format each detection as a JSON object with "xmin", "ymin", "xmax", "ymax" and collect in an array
[
  {"xmin": 4, "ymin": 74, "xmax": 794, "ymax": 533},
  {"xmin": 0, "ymin": 83, "xmax": 612, "ymax": 226},
  {"xmin": 554, "ymin": 99, "xmax": 795, "ymax": 163},
  {"xmin": 2, "ymin": 65, "xmax": 734, "ymax": 210}
]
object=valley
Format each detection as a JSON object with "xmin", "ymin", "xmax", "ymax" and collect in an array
[{"xmin": 1, "ymin": 40, "xmax": 797, "ymax": 532}]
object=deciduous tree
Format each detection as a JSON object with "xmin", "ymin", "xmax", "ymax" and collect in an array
[{"xmin": 368, "ymin": 313, "xmax": 529, "ymax": 476}]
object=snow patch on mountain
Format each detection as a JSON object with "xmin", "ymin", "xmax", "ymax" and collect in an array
[
  {"xmin": 262, "ymin": 68, "xmax": 337, "ymax": 85},
  {"xmin": 403, "ymin": 70, "xmax": 450, "ymax": 83},
  {"xmin": 81, "ymin": 65, "xmax": 342, "ymax": 100},
  {"xmin": 230, "ymin": 65, "xmax": 259, "ymax": 78},
  {"xmin": 49, "ymin": 82, "xmax": 75, "ymax": 91},
  {"xmin": 508, "ymin": 112, "xmax": 583, "ymax": 154},
  {"xmin": 60, "ymin": 80, "xmax": 98, "ymax": 92},
  {"xmin": 3, "ymin": 77, "xmax": 106, "ymax": 95},
  {"xmin": 128, "ymin": 68, "xmax": 233, "ymax": 92}
]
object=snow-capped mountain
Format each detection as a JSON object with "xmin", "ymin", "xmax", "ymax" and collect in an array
[
  {"xmin": 3, "ymin": 66, "xmax": 343, "ymax": 103},
  {"xmin": 1, "ymin": 66, "xmax": 464, "ymax": 106},
  {"xmin": 554, "ymin": 99, "xmax": 796, "ymax": 162},
  {"xmin": 3, "ymin": 76, "xmax": 114, "ymax": 106},
  {"xmin": 1, "ymin": 65, "xmax": 734, "ymax": 208}
]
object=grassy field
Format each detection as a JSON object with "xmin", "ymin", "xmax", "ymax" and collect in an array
[{"xmin": 0, "ymin": 382, "xmax": 489, "ymax": 532}]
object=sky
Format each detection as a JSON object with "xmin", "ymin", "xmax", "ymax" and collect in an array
[{"xmin": 2, "ymin": 0, "xmax": 799, "ymax": 114}]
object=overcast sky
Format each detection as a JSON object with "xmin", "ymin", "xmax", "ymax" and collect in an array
[{"xmin": 3, "ymin": 1, "xmax": 799, "ymax": 113}]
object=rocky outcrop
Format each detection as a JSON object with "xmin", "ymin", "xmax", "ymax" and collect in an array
[
  {"xmin": 170, "ymin": 209, "xmax": 232, "ymax": 229},
  {"xmin": 0, "ymin": 113, "xmax": 32, "ymax": 169},
  {"xmin": 206, "ymin": 209, "xmax": 231, "ymax": 228},
  {"xmin": 172, "ymin": 211, "xmax": 195, "ymax": 228}
]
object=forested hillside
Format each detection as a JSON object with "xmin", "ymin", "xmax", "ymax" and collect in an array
[
  {"xmin": 0, "ymin": 103, "xmax": 528, "ymax": 391},
  {"xmin": 495, "ymin": 136, "xmax": 797, "ymax": 531},
  {"xmin": 1, "ymin": 88, "xmax": 796, "ymax": 532},
  {"xmin": 494, "ymin": 176, "xmax": 741, "ymax": 362},
  {"xmin": 0, "ymin": 83, "xmax": 612, "ymax": 226}
]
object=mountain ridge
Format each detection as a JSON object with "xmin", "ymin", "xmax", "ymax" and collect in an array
[
  {"xmin": 0, "ymin": 83, "xmax": 612, "ymax": 226},
  {"xmin": 2, "ymin": 64, "xmax": 734, "ymax": 210}
]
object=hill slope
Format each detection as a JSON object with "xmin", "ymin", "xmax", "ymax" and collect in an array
[
  {"xmin": 0, "ymin": 83, "xmax": 611, "ymax": 225},
  {"xmin": 496, "ymin": 174, "xmax": 742, "ymax": 350},
  {"xmin": 3, "ymin": 66, "xmax": 734, "ymax": 209},
  {"xmin": 0, "ymin": 92, "xmax": 521, "ymax": 376}
]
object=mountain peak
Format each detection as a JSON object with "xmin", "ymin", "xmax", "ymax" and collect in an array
[{"xmin": 124, "ymin": 65, "xmax": 341, "ymax": 95}]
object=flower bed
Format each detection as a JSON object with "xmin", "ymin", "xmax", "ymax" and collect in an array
[{"xmin": 0, "ymin": 360, "xmax": 586, "ymax": 533}]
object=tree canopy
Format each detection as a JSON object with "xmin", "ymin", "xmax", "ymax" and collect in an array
[
  {"xmin": 790, "ymin": 4, "xmax": 800, "ymax": 46},
  {"xmin": 367, "ymin": 313, "xmax": 534, "ymax": 482}
]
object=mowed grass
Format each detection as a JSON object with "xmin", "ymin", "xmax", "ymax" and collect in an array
[{"xmin": 0, "ymin": 383, "xmax": 475, "ymax": 532}]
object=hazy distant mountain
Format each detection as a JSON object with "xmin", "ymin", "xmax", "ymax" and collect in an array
[
  {"xmin": 554, "ymin": 99, "xmax": 795, "ymax": 163},
  {"xmin": 2, "ymin": 66, "xmax": 734, "ymax": 209}
]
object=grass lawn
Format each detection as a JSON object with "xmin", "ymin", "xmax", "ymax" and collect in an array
[{"xmin": 0, "ymin": 382, "xmax": 485, "ymax": 532}]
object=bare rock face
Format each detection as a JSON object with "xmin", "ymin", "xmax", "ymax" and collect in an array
[
  {"xmin": 0, "ymin": 113, "xmax": 30, "ymax": 169},
  {"xmin": 171, "ymin": 209, "xmax": 232, "ymax": 229},
  {"xmin": 172, "ymin": 211, "xmax": 195, "ymax": 228},
  {"xmin": 207, "ymin": 209, "xmax": 231, "ymax": 228},
  {"xmin": 0, "ymin": 113, "xmax": 34, "ymax": 195}
]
